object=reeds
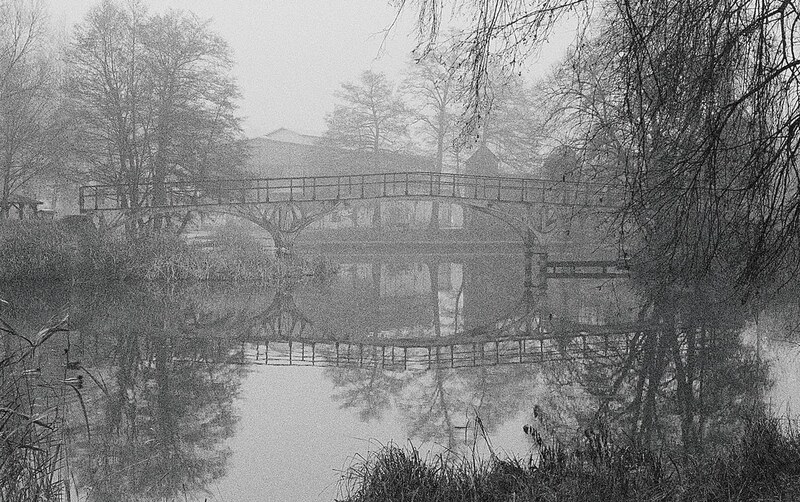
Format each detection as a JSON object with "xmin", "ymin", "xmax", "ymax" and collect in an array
[
  {"xmin": 0, "ymin": 220, "xmax": 279, "ymax": 282},
  {"xmin": 1, "ymin": 314, "xmax": 71, "ymax": 501},
  {"xmin": 0, "ymin": 221, "xmax": 75, "ymax": 282},
  {"xmin": 338, "ymin": 416, "xmax": 800, "ymax": 502}
]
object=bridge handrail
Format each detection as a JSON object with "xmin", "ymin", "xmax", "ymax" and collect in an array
[
  {"xmin": 80, "ymin": 171, "xmax": 621, "ymax": 190},
  {"xmin": 79, "ymin": 171, "xmax": 624, "ymax": 213}
]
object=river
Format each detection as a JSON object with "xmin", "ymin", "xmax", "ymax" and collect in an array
[{"xmin": 1, "ymin": 249, "xmax": 798, "ymax": 501}]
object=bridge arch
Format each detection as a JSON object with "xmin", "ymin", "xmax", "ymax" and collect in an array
[{"xmin": 78, "ymin": 172, "xmax": 618, "ymax": 254}]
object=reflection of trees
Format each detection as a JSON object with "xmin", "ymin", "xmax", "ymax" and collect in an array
[
  {"xmin": 537, "ymin": 288, "xmax": 771, "ymax": 458},
  {"xmin": 326, "ymin": 258, "xmax": 541, "ymax": 449},
  {"xmin": 404, "ymin": 364, "xmax": 536, "ymax": 450},
  {"xmin": 329, "ymin": 366, "xmax": 410, "ymax": 422},
  {"xmin": 325, "ymin": 271, "xmax": 774, "ymax": 459},
  {"xmin": 63, "ymin": 284, "xmax": 250, "ymax": 501}
]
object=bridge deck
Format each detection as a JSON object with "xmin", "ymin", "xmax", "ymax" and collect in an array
[{"xmin": 79, "ymin": 171, "xmax": 622, "ymax": 212}]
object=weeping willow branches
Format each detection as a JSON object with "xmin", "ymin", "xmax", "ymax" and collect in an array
[{"xmin": 400, "ymin": 0, "xmax": 800, "ymax": 293}]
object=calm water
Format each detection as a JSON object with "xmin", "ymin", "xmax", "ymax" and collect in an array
[{"xmin": 2, "ymin": 250, "xmax": 799, "ymax": 501}]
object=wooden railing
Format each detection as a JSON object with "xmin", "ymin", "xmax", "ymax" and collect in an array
[{"xmin": 79, "ymin": 172, "xmax": 622, "ymax": 212}]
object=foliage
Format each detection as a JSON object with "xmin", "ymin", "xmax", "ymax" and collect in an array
[
  {"xmin": 83, "ymin": 228, "xmax": 275, "ymax": 281},
  {"xmin": 339, "ymin": 414, "xmax": 800, "ymax": 501},
  {"xmin": 0, "ymin": 219, "xmax": 277, "ymax": 282},
  {"xmin": 0, "ymin": 220, "xmax": 76, "ymax": 281}
]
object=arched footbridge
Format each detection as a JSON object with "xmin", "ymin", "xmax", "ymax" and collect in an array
[{"xmin": 79, "ymin": 172, "xmax": 621, "ymax": 250}]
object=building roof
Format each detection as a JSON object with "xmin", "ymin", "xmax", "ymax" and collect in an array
[
  {"xmin": 263, "ymin": 128, "xmax": 322, "ymax": 146},
  {"xmin": 246, "ymin": 128, "xmax": 434, "ymax": 178},
  {"xmin": 464, "ymin": 144, "xmax": 500, "ymax": 176}
]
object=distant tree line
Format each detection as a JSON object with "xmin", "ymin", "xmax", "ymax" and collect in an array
[{"xmin": 323, "ymin": 59, "xmax": 549, "ymax": 178}]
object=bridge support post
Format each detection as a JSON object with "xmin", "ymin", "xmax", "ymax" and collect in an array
[
  {"xmin": 523, "ymin": 225, "xmax": 547, "ymax": 291},
  {"xmin": 524, "ymin": 249, "xmax": 548, "ymax": 291}
]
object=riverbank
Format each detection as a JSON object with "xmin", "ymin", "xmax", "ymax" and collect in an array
[
  {"xmin": 339, "ymin": 415, "xmax": 800, "ymax": 502},
  {"xmin": 0, "ymin": 220, "xmax": 335, "ymax": 282}
]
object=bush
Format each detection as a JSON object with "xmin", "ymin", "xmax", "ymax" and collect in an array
[
  {"xmin": 0, "ymin": 218, "xmax": 283, "ymax": 282},
  {"xmin": 0, "ymin": 221, "xmax": 76, "ymax": 281}
]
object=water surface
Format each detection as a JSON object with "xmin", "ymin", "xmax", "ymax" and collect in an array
[{"xmin": 2, "ymin": 250, "xmax": 798, "ymax": 501}]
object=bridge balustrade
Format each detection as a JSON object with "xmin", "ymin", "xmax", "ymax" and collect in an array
[{"xmin": 79, "ymin": 172, "xmax": 621, "ymax": 212}]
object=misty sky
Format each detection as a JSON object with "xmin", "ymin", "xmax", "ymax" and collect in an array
[{"xmin": 51, "ymin": 0, "xmax": 571, "ymax": 139}]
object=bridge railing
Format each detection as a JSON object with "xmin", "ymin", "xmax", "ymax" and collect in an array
[{"xmin": 79, "ymin": 172, "xmax": 622, "ymax": 212}]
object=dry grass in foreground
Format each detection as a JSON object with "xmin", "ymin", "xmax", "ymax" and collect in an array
[{"xmin": 338, "ymin": 416, "xmax": 800, "ymax": 502}]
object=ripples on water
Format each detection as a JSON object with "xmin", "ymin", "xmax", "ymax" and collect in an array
[{"xmin": 1, "ymin": 251, "xmax": 798, "ymax": 501}]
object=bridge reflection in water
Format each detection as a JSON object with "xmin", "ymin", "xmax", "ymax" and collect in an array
[
  {"xmin": 165, "ymin": 251, "xmax": 640, "ymax": 370},
  {"xmin": 231, "ymin": 327, "xmax": 642, "ymax": 370}
]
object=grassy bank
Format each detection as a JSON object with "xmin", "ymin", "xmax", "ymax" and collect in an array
[
  {"xmin": 339, "ymin": 416, "xmax": 800, "ymax": 502},
  {"xmin": 0, "ymin": 220, "xmax": 332, "ymax": 282}
]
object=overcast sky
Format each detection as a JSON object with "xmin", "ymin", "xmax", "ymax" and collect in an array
[{"xmin": 51, "ymin": 0, "xmax": 571, "ymax": 139}]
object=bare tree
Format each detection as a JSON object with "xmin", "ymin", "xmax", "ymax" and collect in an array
[
  {"xmin": 0, "ymin": 0, "xmax": 65, "ymax": 218},
  {"xmin": 400, "ymin": 0, "xmax": 800, "ymax": 293},
  {"xmin": 403, "ymin": 50, "xmax": 461, "ymax": 229},
  {"xmin": 481, "ymin": 74, "xmax": 545, "ymax": 175},
  {"xmin": 324, "ymin": 70, "xmax": 413, "ymax": 225},
  {"xmin": 66, "ymin": 0, "xmax": 244, "ymax": 234},
  {"xmin": 141, "ymin": 10, "xmax": 242, "ymax": 218},
  {"xmin": 66, "ymin": 0, "xmax": 150, "ymax": 227},
  {"xmin": 325, "ymin": 70, "xmax": 412, "ymax": 155}
]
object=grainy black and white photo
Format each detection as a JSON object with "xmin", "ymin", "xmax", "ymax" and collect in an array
[{"xmin": 2, "ymin": 0, "xmax": 800, "ymax": 500}]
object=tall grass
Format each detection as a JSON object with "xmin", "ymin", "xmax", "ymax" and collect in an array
[
  {"xmin": 0, "ymin": 314, "xmax": 71, "ymax": 501},
  {"xmin": 339, "ymin": 417, "xmax": 800, "ymax": 502},
  {"xmin": 0, "ymin": 221, "xmax": 75, "ymax": 282},
  {"xmin": 0, "ymin": 220, "xmax": 280, "ymax": 282}
]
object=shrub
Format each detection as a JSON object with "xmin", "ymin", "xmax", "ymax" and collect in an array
[{"xmin": 0, "ymin": 221, "xmax": 76, "ymax": 281}]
